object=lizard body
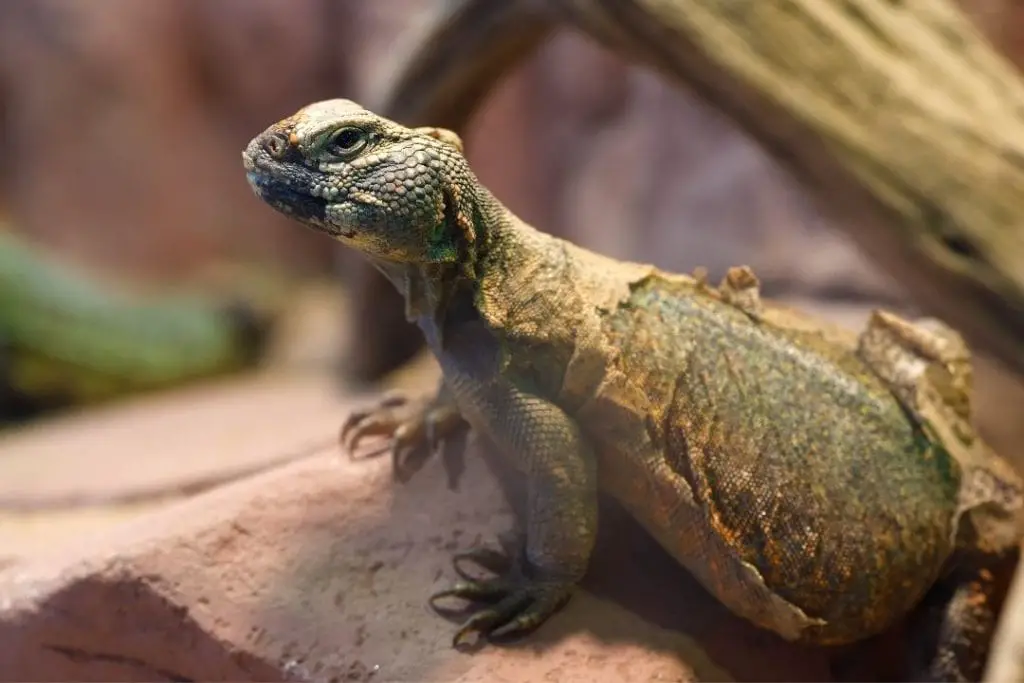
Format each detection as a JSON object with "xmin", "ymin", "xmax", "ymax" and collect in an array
[{"xmin": 244, "ymin": 100, "xmax": 1022, "ymax": 681}]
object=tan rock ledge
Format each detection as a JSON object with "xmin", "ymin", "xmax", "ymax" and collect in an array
[{"xmin": 0, "ymin": 435, "xmax": 909, "ymax": 681}]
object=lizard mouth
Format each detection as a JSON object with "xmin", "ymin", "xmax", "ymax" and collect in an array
[{"xmin": 246, "ymin": 171, "xmax": 356, "ymax": 239}]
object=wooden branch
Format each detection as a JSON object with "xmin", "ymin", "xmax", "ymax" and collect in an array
[{"xmin": 576, "ymin": 0, "xmax": 1024, "ymax": 376}]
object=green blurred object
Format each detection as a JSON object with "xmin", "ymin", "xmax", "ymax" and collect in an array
[{"xmin": 0, "ymin": 230, "xmax": 280, "ymax": 422}]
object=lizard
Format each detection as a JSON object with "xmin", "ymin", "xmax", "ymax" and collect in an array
[
  {"xmin": 243, "ymin": 99, "xmax": 1023, "ymax": 682},
  {"xmin": 342, "ymin": 0, "xmax": 1024, "ymax": 386},
  {"xmin": 0, "ymin": 229, "xmax": 278, "ymax": 422}
]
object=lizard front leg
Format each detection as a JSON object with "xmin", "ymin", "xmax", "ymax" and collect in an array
[
  {"xmin": 341, "ymin": 379, "xmax": 469, "ymax": 484},
  {"xmin": 431, "ymin": 378, "xmax": 599, "ymax": 648}
]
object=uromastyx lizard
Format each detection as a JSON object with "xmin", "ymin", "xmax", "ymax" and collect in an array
[{"xmin": 244, "ymin": 100, "xmax": 1022, "ymax": 682}]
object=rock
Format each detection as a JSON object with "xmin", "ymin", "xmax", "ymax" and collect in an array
[
  {"xmin": 0, "ymin": 373, "xmax": 343, "ymax": 510},
  {"xmin": 0, "ymin": 370, "xmax": 350, "ymax": 564},
  {"xmin": 0, "ymin": 0, "xmax": 342, "ymax": 280},
  {"xmin": 0, "ymin": 433, "xmax": 897, "ymax": 682}
]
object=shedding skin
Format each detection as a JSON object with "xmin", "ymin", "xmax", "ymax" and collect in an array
[{"xmin": 243, "ymin": 99, "xmax": 1022, "ymax": 681}]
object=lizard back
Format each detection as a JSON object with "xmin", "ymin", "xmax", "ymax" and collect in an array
[{"xmin": 567, "ymin": 256, "xmax": 961, "ymax": 644}]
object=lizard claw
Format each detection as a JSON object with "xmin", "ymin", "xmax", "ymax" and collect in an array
[
  {"xmin": 452, "ymin": 547, "xmax": 514, "ymax": 579},
  {"xmin": 339, "ymin": 390, "xmax": 409, "ymax": 452},
  {"xmin": 429, "ymin": 546, "xmax": 574, "ymax": 649},
  {"xmin": 339, "ymin": 391, "xmax": 467, "ymax": 483}
]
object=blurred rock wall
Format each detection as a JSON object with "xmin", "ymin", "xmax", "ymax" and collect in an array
[
  {"xmin": 0, "ymin": 0, "xmax": 345, "ymax": 279},
  {"xmin": 0, "ymin": 0, "xmax": 1020, "ymax": 295}
]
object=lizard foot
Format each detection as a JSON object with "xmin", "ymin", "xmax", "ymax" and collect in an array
[
  {"xmin": 429, "ymin": 546, "xmax": 573, "ymax": 650},
  {"xmin": 340, "ymin": 390, "xmax": 467, "ymax": 483}
]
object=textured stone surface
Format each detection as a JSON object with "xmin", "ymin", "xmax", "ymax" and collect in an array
[
  {"xmin": 0, "ymin": 448, "xmax": 843, "ymax": 683},
  {"xmin": 0, "ymin": 372, "xmax": 349, "ymax": 565},
  {"xmin": 0, "ymin": 373, "xmax": 342, "ymax": 508}
]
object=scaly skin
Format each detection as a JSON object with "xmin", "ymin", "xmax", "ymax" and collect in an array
[
  {"xmin": 0, "ymin": 230, "xmax": 275, "ymax": 419},
  {"xmin": 244, "ymin": 100, "xmax": 1022, "ymax": 681}
]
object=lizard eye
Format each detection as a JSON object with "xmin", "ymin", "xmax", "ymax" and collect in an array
[{"xmin": 326, "ymin": 126, "xmax": 367, "ymax": 158}]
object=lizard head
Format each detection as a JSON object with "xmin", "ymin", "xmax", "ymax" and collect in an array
[{"xmin": 243, "ymin": 99, "xmax": 476, "ymax": 265}]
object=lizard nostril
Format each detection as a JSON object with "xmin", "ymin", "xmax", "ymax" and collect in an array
[{"xmin": 263, "ymin": 133, "xmax": 289, "ymax": 159}]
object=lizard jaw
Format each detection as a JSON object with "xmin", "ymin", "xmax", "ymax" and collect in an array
[{"xmin": 245, "ymin": 169, "xmax": 356, "ymax": 239}]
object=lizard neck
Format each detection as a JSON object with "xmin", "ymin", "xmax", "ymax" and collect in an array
[
  {"xmin": 465, "ymin": 185, "xmax": 580, "ymax": 339},
  {"xmin": 368, "ymin": 181, "xmax": 560, "ymax": 351},
  {"xmin": 471, "ymin": 185, "xmax": 554, "ymax": 275}
]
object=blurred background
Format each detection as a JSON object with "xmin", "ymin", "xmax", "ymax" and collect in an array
[{"xmin": 1, "ymin": 0, "xmax": 1024, "ymax": 465}]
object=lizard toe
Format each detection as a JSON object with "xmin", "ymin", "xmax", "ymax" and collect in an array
[
  {"xmin": 431, "ymin": 546, "xmax": 574, "ymax": 650},
  {"xmin": 452, "ymin": 546, "xmax": 516, "ymax": 579},
  {"xmin": 340, "ymin": 392, "xmax": 467, "ymax": 473},
  {"xmin": 343, "ymin": 395, "xmax": 470, "ymax": 485},
  {"xmin": 451, "ymin": 591, "xmax": 533, "ymax": 650},
  {"xmin": 438, "ymin": 426, "xmax": 469, "ymax": 490},
  {"xmin": 339, "ymin": 391, "xmax": 419, "ymax": 454},
  {"xmin": 390, "ymin": 405, "xmax": 466, "ymax": 481},
  {"xmin": 487, "ymin": 589, "xmax": 571, "ymax": 640},
  {"xmin": 422, "ymin": 403, "xmax": 466, "ymax": 445},
  {"xmin": 438, "ymin": 578, "xmax": 573, "ymax": 650},
  {"xmin": 391, "ymin": 431, "xmax": 432, "ymax": 483},
  {"xmin": 430, "ymin": 577, "xmax": 517, "ymax": 609}
]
